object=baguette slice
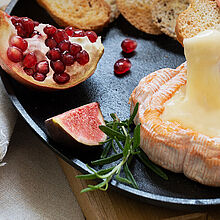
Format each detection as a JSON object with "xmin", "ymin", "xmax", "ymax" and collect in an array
[
  {"xmin": 37, "ymin": 0, "xmax": 111, "ymax": 31},
  {"xmin": 116, "ymin": 0, "xmax": 162, "ymax": 35},
  {"xmin": 152, "ymin": 0, "xmax": 189, "ymax": 39},
  {"xmin": 104, "ymin": 0, "xmax": 120, "ymax": 22},
  {"xmin": 176, "ymin": 0, "xmax": 220, "ymax": 44}
]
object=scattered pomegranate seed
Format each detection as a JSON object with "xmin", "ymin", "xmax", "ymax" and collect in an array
[
  {"xmin": 35, "ymin": 60, "xmax": 49, "ymax": 74},
  {"xmin": 69, "ymin": 43, "xmax": 82, "ymax": 56},
  {"xmin": 24, "ymin": 67, "xmax": 34, "ymax": 76},
  {"xmin": 46, "ymin": 48, "xmax": 61, "ymax": 61},
  {"xmin": 53, "ymin": 29, "xmax": 68, "ymax": 43},
  {"xmin": 72, "ymin": 30, "xmax": 85, "ymax": 37},
  {"xmin": 31, "ymin": 30, "xmax": 41, "ymax": 38},
  {"xmin": 14, "ymin": 23, "xmax": 26, "ymax": 37},
  {"xmin": 76, "ymin": 50, "xmax": 89, "ymax": 65},
  {"xmin": 53, "ymin": 72, "xmax": 70, "ymax": 84},
  {"xmin": 45, "ymin": 38, "xmax": 57, "ymax": 49},
  {"xmin": 11, "ymin": 16, "xmax": 21, "ymax": 25},
  {"xmin": 23, "ymin": 52, "xmax": 37, "ymax": 68},
  {"xmin": 114, "ymin": 58, "xmax": 131, "ymax": 74},
  {"xmin": 21, "ymin": 17, "xmax": 34, "ymax": 35},
  {"xmin": 7, "ymin": 46, "xmax": 23, "ymax": 63},
  {"xmin": 121, "ymin": 39, "xmax": 137, "ymax": 53},
  {"xmin": 50, "ymin": 60, "xmax": 65, "ymax": 73},
  {"xmin": 86, "ymin": 31, "xmax": 98, "ymax": 43},
  {"xmin": 33, "ymin": 72, "xmax": 46, "ymax": 81},
  {"xmin": 10, "ymin": 36, "xmax": 28, "ymax": 52},
  {"xmin": 65, "ymin": 26, "xmax": 75, "ymax": 36},
  {"xmin": 61, "ymin": 51, "xmax": 75, "ymax": 66},
  {"xmin": 58, "ymin": 40, "xmax": 70, "ymax": 52},
  {"xmin": 43, "ymin": 25, "xmax": 57, "ymax": 36},
  {"xmin": 34, "ymin": 21, "xmax": 39, "ymax": 26}
]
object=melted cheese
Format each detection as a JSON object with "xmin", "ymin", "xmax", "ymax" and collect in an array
[{"xmin": 161, "ymin": 29, "xmax": 220, "ymax": 137}]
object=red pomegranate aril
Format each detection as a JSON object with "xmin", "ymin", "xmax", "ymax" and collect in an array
[
  {"xmin": 121, "ymin": 39, "xmax": 137, "ymax": 53},
  {"xmin": 61, "ymin": 51, "xmax": 75, "ymax": 66},
  {"xmin": 24, "ymin": 67, "xmax": 34, "ymax": 76},
  {"xmin": 31, "ymin": 30, "xmax": 41, "ymax": 38},
  {"xmin": 53, "ymin": 29, "xmax": 68, "ymax": 43},
  {"xmin": 14, "ymin": 23, "xmax": 26, "ymax": 37},
  {"xmin": 114, "ymin": 58, "xmax": 131, "ymax": 74},
  {"xmin": 65, "ymin": 26, "xmax": 75, "ymax": 36},
  {"xmin": 35, "ymin": 60, "xmax": 49, "ymax": 74},
  {"xmin": 23, "ymin": 52, "xmax": 37, "ymax": 68},
  {"xmin": 34, "ymin": 21, "xmax": 39, "ymax": 26},
  {"xmin": 69, "ymin": 43, "xmax": 82, "ymax": 56},
  {"xmin": 10, "ymin": 36, "xmax": 28, "ymax": 52},
  {"xmin": 46, "ymin": 48, "xmax": 61, "ymax": 61},
  {"xmin": 72, "ymin": 30, "xmax": 85, "ymax": 37},
  {"xmin": 58, "ymin": 40, "xmax": 70, "ymax": 52},
  {"xmin": 86, "ymin": 31, "xmax": 98, "ymax": 43},
  {"xmin": 76, "ymin": 50, "xmax": 89, "ymax": 65},
  {"xmin": 43, "ymin": 25, "xmax": 57, "ymax": 36},
  {"xmin": 33, "ymin": 72, "xmax": 46, "ymax": 81},
  {"xmin": 53, "ymin": 72, "xmax": 70, "ymax": 84},
  {"xmin": 45, "ymin": 38, "xmax": 57, "ymax": 49},
  {"xmin": 21, "ymin": 17, "xmax": 34, "ymax": 34},
  {"xmin": 50, "ymin": 60, "xmax": 65, "ymax": 73},
  {"xmin": 7, "ymin": 46, "xmax": 23, "ymax": 63},
  {"xmin": 11, "ymin": 16, "xmax": 21, "ymax": 25}
]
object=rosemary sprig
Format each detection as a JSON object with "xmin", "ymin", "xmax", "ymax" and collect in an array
[{"xmin": 76, "ymin": 102, "xmax": 168, "ymax": 193}]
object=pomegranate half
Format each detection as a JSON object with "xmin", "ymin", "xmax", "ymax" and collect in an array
[
  {"xmin": 0, "ymin": 11, "xmax": 104, "ymax": 90},
  {"xmin": 45, "ymin": 102, "xmax": 107, "ymax": 146}
]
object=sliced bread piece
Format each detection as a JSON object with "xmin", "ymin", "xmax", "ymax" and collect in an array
[
  {"xmin": 176, "ymin": 0, "xmax": 220, "ymax": 44},
  {"xmin": 116, "ymin": 0, "xmax": 162, "ymax": 35},
  {"xmin": 151, "ymin": 0, "xmax": 189, "ymax": 39},
  {"xmin": 37, "ymin": 0, "xmax": 111, "ymax": 31},
  {"xmin": 104, "ymin": 0, "xmax": 120, "ymax": 22}
]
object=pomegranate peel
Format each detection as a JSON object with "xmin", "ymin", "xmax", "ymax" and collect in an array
[
  {"xmin": 45, "ymin": 102, "xmax": 107, "ymax": 146},
  {"xmin": 0, "ymin": 11, "xmax": 104, "ymax": 91}
]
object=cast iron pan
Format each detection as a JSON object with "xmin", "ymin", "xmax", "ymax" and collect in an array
[{"xmin": 2, "ymin": 0, "xmax": 220, "ymax": 210}]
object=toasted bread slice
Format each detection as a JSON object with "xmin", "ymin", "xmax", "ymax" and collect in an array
[
  {"xmin": 152, "ymin": 0, "xmax": 189, "ymax": 39},
  {"xmin": 37, "ymin": 0, "xmax": 111, "ymax": 31},
  {"xmin": 116, "ymin": 0, "xmax": 162, "ymax": 35},
  {"xmin": 104, "ymin": 0, "xmax": 120, "ymax": 22},
  {"xmin": 176, "ymin": 0, "xmax": 220, "ymax": 44}
]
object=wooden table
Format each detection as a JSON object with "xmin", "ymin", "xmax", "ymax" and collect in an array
[{"xmin": 58, "ymin": 158, "xmax": 220, "ymax": 220}]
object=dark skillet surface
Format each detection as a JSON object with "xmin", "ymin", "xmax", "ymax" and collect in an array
[{"xmin": 2, "ymin": 0, "xmax": 220, "ymax": 210}]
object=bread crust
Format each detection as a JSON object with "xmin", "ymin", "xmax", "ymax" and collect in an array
[
  {"xmin": 116, "ymin": 0, "xmax": 162, "ymax": 35},
  {"xmin": 37, "ymin": 0, "xmax": 111, "ymax": 31},
  {"xmin": 130, "ymin": 62, "xmax": 220, "ymax": 186}
]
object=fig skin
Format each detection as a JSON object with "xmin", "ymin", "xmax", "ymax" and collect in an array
[
  {"xmin": 45, "ymin": 102, "xmax": 107, "ymax": 147},
  {"xmin": 0, "ymin": 11, "xmax": 104, "ymax": 91}
]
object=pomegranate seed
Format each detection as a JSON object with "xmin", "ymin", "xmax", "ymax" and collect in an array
[
  {"xmin": 34, "ymin": 21, "xmax": 39, "ymax": 26},
  {"xmin": 45, "ymin": 38, "xmax": 57, "ymax": 49},
  {"xmin": 21, "ymin": 17, "xmax": 34, "ymax": 35},
  {"xmin": 31, "ymin": 31, "xmax": 41, "ymax": 37},
  {"xmin": 53, "ymin": 29, "xmax": 68, "ymax": 43},
  {"xmin": 24, "ymin": 67, "xmax": 34, "ymax": 76},
  {"xmin": 14, "ymin": 23, "xmax": 26, "ymax": 37},
  {"xmin": 10, "ymin": 36, "xmax": 28, "ymax": 52},
  {"xmin": 53, "ymin": 72, "xmax": 70, "ymax": 84},
  {"xmin": 58, "ymin": 40, "xmax": 70, "ymax": 52},
  {"xmin": 76, "ymin": 50, "xmax": 89, "ymax": 65},
  {"xmin": 86, "ymin": 31, "xmax": 98, "ymax": 43},
  {"xmin": 61, "ymin": 51, "xmax": 75, "ymax": 66},
  {"xmin": 43, "ymin": 25, "xmax": 57, "ymax": 36},
  {"xmin": 69, "ymin": 43, "xmax": 82, "ymax": 56},
  {"xmin": 33, "ymin": 72, "xmax": 46, "ymax": 81},
  {"xmin": 23, "ymin": 52, "xmax": 37, "ymax": 68},
  {"xmin": 50, "ymin": 60, "xmax": 65, "ymax": 73},
  {"xmin": 46, "ymin": 48, "xmax": 61, "ymax": 61},
  {"xmin": 65, "ymin": 26, "xmax": 75, "ymax": 36},
  {"xmin": 7, "ymin": 46, "xmax": 23, "ymax": 63},
  {"xmin": 114, "ymin": 58, "xmax": 131, "ymax": 74},
  {"xmin": 11, "ymin": 16, "xmax": 21, "ymax": 25},
  {"xmin": 121, "ymin": 39, "xmax": 137, "ymax": 53},
  {"xmin": 35, "ymin": 60, "xmax": 49, "ymax": 74},
  {"xmin": 72, "ymin": 30, "xmax": 85, "ymax": 37}
]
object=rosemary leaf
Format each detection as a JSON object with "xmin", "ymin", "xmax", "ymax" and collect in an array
[
  {"xmin": 115, "ymin": 175, "xmax": 132, "ymax": 185},
  {"xmin": 99, "ymin": 125, "xmax": 126, "ymax": 141},
  {"xmin": 101, "ymin": 140, "xmax": 112, "ymax": 159},
  {"xmin": 133, "ymin": 123, "xmax": 140, "ymax": 149},
  {"xmin": 114, "ymin": 137, "xmax": 124, "ymax": 151},
  {"xmin": 124, "ymin": 163, "xmax": 138, "ymax": 189},
  {"xmin": 128, "ymin": 102, "xmax": 139, "ymax": 126}
]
